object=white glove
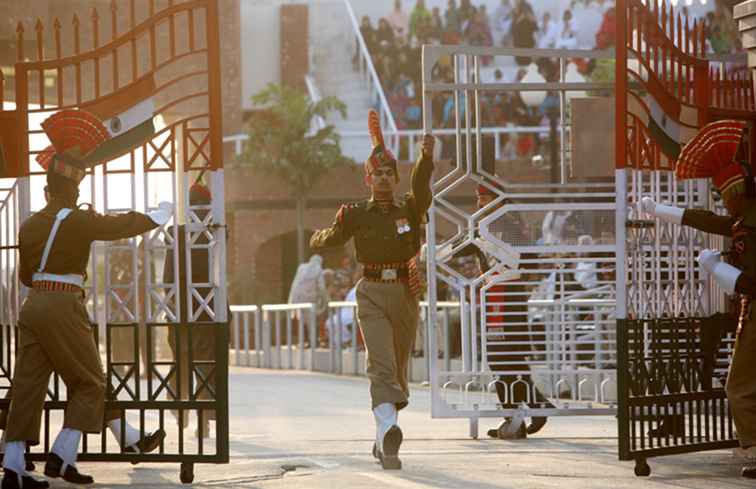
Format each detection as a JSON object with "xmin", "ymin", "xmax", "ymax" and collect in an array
[
  {"xmin": 697, "ymin": 248, "xmax": 741, "ymax": 294},
  {"xmin": 147, "ymin": 201, "xmax": 174, "ymax": 226},
  {"xmin": 640, "ymin": 196, "xmax": 684, "ymax": 225},
  {"xmin": 697, "ymin": 249, "xmax": 721, "ymax": 273}
]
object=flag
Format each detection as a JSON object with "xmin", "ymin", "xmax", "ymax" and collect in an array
[
  {"xmin": 647, "ymin": 97, "xmax": 682, "ymax": 160},
  {"xmin": 81, "ymin": 74, "xmax": 157, "ymax": 163}
]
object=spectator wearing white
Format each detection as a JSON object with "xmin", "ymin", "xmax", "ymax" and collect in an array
[
  {"xmin": 288, "ymin": 254, "xmax": 329, "ymax": 317},
  {"xmin": 537, "ymin": 12, "xmax": 559, "ymax": 49},
  {"xmin": 555, "ymin": 9, "xmax": 578, "ymax": 49},
  {"xmin": 387, "ymin": 0, "xmax": 410, "ymax": 41},
  {"xmin": 574, "ymin": 235, "xmax": 599, "ymax": 291},
  {"xmin": 492, "ymin": 0, "xmax": 513, "ymax": 47},
  {"xmin": 326, "ymin": 285, "xmax": 357, "ymax": 347}
]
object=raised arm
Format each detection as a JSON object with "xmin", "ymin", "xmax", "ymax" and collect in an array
[
  {"xmin": 409, "ymin": 134, "xmax": 436, "ymax": 217},
  {"xmin": 309, "ymin": 204, "xmax": 356, "ymax": 250}
]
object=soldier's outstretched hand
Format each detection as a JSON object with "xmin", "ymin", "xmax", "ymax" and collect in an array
[{"xmin": 421, "ymin": 133, "xmax": 435, "ymax": 159}]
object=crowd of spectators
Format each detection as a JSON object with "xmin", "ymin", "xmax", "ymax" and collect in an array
[{"xmin": 356, "ymin": 0, "xmax": 740, "ymax": 132}]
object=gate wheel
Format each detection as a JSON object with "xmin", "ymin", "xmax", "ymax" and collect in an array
[
  {"xmin": 180, "ymin": 462, "xmax": 194, "ymax": 484},
  {"xmin": 634, "ymin": 459, "xmax": 651, "ymax": 477}
]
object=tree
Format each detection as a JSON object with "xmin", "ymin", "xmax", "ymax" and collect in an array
[{"xmin": 241, "ymin": 83, "xmax": 352, "ymax": 264}]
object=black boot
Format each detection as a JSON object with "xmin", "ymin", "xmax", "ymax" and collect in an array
[
  {"xmin": 527, "ymin": 416, "xmax": 548, "ymax": 435},
  {"xmin": 43, "ymin": 453, "xmax": 93, "ymax": 485},
  {"xmin": 1, "ymin": 468, "xmax": 49, "ymax": 489},
  {"xmin": 378, "ymin": 426, "xmax": 403, "ymax": 470},
  {"xmin": 742, "ymin": 465, "xmax": 756, "ymax": 479},
  {"xmin": 648, "ymin": 414, "xmax": 685, "ymax": 437},
  {"xmin": 123, "ymin": 429, "xmax": 166, "ymax": 454}
]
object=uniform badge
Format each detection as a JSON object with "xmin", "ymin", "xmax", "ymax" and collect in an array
[{"xmin": 396, "ymin": 218, "xmax": 410, "ymax": 235}]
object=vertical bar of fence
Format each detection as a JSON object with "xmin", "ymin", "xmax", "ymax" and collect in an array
[
  {"xmin": 309, "ymin": 305, "xmax": 317, "ymax": 371},
  {"xmin": 263, "ymin": 309, "xmax": 271, "ymax": 368},
  {"xmin": 254, "ymin": 307, "xmax": 262, "ymax": 367},
  {"xmin": 286, "ymin": 310, "xmax": 293, "ymax": 369},
  {"xmin": 243, "ymin": 311, "xmax": 251, "ymax": 367},
  {"xmin": 274, "ymin": 311, "xmax": 281, "ymax": 369},
  {"xmin": 233, "ymin": 311, "xmax": 240, "ymax": 367},
  {"xmin": 352, "ymin": 304, "xmax": 359, "ymax": 376},
  {"xmin": 298, "ymin": 307, "xmax": 305, "ymax": 370},
  {"xmin": 443, "ymin": 306, "xmax": 451, "ymax": 372}
]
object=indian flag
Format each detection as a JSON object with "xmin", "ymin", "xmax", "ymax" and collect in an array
[
  {"xmin": 647, "ymin": 97, "xmax": 682, "ymax": 160},
  {"xmin": 81, "ymin": 74, "xmax": 157, "ymax": 164}
]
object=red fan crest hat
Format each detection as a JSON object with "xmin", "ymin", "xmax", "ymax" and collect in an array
[
  {"xmin": 675, "ymin": 119, "xmax": 751, "ymax": 202},
  {"xmin": 36, "ymin": 109, "xmax": 110, "ymax": 183},
  {"xmin": 365, "ymin": 109, "xmax": 398, "ymax": 181}
]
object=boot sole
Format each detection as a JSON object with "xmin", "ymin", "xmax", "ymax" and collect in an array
[{"xmin": 380, "ymin": 426, "xmax": 403, "ymax": 470}]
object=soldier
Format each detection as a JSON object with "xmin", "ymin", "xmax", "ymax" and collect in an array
[
  {"xmin": 2, "ymin": 109, "xmax": 168, "ymax": 489},
  {"xmin": 641, "ymin": 119, "xmax": 756, "ymax": 479},
  {"xmin": 310, "ymin": 109, "xmax": 434, "ymax": 470},
  {"xmin": 164, "ymin": 179, "xmax": 218, "ymax": 438},
  {"xmin": 445, "ymin": 183, "xmax": 553, "ymax": 439}
]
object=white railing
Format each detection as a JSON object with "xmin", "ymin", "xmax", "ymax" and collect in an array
[
  {"xmin": 225, "ymin": 124, "xmax": 556, "ymax": 162},
  {"xmin": 304, "ymin": 74, "xmax": 327, "ymax": 133},
  {"xmin": 342, "ymin": 0, "xmax": 398, "ymax": 153},
  {"xmin": 229, "ymin": 296, "xmax": 614, "ymax": 387}
]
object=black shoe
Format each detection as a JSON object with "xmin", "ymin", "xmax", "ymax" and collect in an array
[
  {"xmin": 489, "ymin": 419, "xmax": 527, "ymax": 440},
  {"xmin": 527, "ymin": 416, "xmax": 548, "ymax": 435},
  {"xmin": 123, "ymin": 429, "xmax": 166, "ymax": 454},
  {"xmin": 743, "ymin": 465, "xmax": 756, "ymax": 479},
  {"xmin": 43, "ymin": 453, "xmax": 93, "ymax": 484},
  {"xmin": 648, "ymin": 414, "xmax": 685, "ymax": 437},
  {"xmin": 371, "ymin": 442, "xmax": 379, "ymax": 459},
  {"xmin": 379, "ymin": 426, "xmax": 402, "ymax": 470},
  {"xmin": 2, "ymin": 468, "xmax": 49, "ymax": 489}
]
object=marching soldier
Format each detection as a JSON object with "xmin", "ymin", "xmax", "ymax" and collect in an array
[
  {"xmin": 2, "ymin": 109, "xmax": 168, "ymax": 489},
  {"xmin": 310, "ymin": 109, "xmax": 434, "ymax": 470},
  {"xmin": 641, "ymin": 119, "xmax": 756, "ymax": 479},
  {"xmin": 445, "ymin": 183, "xmax": 553, "ymax": 439}
]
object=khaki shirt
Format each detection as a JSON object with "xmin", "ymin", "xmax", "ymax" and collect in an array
[{"xmin": 309, "ymin": 152, "xmax": 434, "ymax": 264}]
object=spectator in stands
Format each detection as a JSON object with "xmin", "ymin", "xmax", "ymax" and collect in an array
[
  {"xmin": 555, "ymin": 9, "xmax": 578, "ymax": 49},
  {"xmin": 537, "ymin": 12, "xmax": 559, "ymax": 49},
  {"xmin": 492, "ymin": 0, "xmax": 513, "ymax": 47},
  {"xmin": 594, "ymin": 7, "xmax": 616, "ymax": 49},
  {"xmin": 355, "ymin": 16, "xmax": 376, "ymax": 69},
  {"xmin": 409, "ymin": 0, "xmax": 432, "ymax": 44},
  {"xmin": 458, "ymin": 0, "xmax": 475, "ymax": 29},
  {"xmin": 387, "ymin": 0, "xmax": 410, "ymax": 41},
  {"xmin": 445, "ymin": 0, "xmax": 461, "ymax": 36},
  {"xmin": 463, "ymin": 7, "xmax": 493, "ymax": 64},
  {"xmin": 376, "ymin": 17, "xmax": 396, "ymax": 48},
  {"xmin": 512, "ymin": 0, "xmax": 537, "ymax": 65},
  {"xmin": 430, "ymin": 7, "xmax": 445, "ymax": 42}
]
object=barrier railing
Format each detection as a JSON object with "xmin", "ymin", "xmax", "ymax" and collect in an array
[{"xmin": 230, "ymin": 298, "xmax": 614, "ymax": 388}]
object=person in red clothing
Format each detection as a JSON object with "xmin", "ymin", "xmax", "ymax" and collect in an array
[{"xmin": 453, "ymin": 183, "xmax": 554, "ymax": 439}]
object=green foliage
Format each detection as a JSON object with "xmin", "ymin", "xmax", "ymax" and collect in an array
[{"xmin": 241, "ymin": 83, "xmax": 353, "ymax": 195}]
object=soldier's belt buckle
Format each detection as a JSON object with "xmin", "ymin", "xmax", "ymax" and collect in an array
[{"xmin": 381, "ymin": 269, "xmax": 398, "ymax": 280}]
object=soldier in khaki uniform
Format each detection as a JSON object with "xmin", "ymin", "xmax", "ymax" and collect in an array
[
  {"xmin": 310, "ymin": 109, "xmax": 434, "ymax": 470},
  {"xmin": 642, "ymin": 120, "xmax": 756, "ymax": 479},
  {"xmin": 2, "ymin": 109, "xmax": 167, "ymax": 489}
]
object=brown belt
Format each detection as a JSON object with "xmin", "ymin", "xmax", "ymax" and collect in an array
[{"xmin": 33, "ymin": 280, "xmax": 83, "ymax": 295}]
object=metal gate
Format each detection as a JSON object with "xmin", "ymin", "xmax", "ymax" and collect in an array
[
  {"xmin": 0, "ymin": 0, "xmax": 227, "ymax": 483},
  {"xmin": 421, "ymin": 45, "xmax": 618, "ymax": 438},
  {"xmin": 614, "ymin": 0, "xmax": 750, "ymax": 475}
]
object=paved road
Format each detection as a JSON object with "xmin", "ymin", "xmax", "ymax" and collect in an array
[{"xmin": 76, "ymin": 368, "xmax": 745, "ymax": 488}]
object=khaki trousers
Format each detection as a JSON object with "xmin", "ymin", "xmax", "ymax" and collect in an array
[
  {"xmin": 5, "ymin": 290, "xmax": 107, "ymax": 445},
  {"xmin": 726, "ymin": 312, "xmax": 756, "ymax": 448},
  {"xmin": 356, "ymin": 279, "xmax": 418, "ymax": 411}
]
